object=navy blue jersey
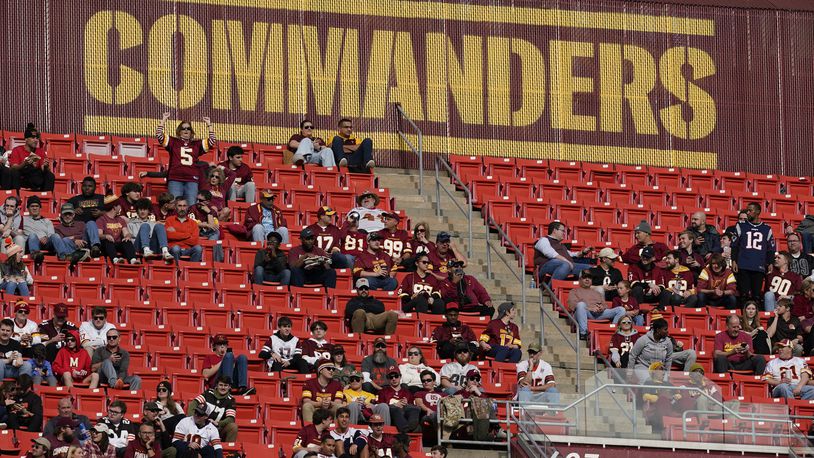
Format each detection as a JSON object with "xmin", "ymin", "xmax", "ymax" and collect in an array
[{"xmin": 734, "ymin": 221, "xmax": 775, "ymax": 273}]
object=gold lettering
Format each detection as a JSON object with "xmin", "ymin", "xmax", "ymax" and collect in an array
[
  {"xmin": 339, "ymin": 29, "xmax": 360, "ymax": 118},
  {"xmin": 659, "ymin": 46, "xmax": 717, "ymax": 140},
  {"xmin": 362, "ymin": 30, "xmax": 394, "ymax": 118},
  {"xmin": 264, "ymin": 24, "xmax": 285, "ymax": 113},
  {"xmin": 486, "ymin": 37, "xmax": 511, "ymax": 126},
  {"xmin": 84, "ymin": 11, "xmax": 143, "ymax": 105},
  {"xmin": 425, "ymin": 33, "xmax": 447, "ymax": 122},
  {"xmin": 425, "ymin": 33, "xmax": 484, "ymax": 124},
  {"xmin": 287, "ymin": 25, "xmax": 344, "ymax": 116},
  {"xmin": 599, "ymin": 43, "xmax": 657, "ymax": 134},
  {"xmin": 388, "ymin": 32, "xmax": 423, "ymax": 120},
  {"xmin": 510, "ymin": 38, "xmax": 545, "ymax": 127},
  {"xmin": 148, "ymin": 15, "xmax": 208, "ymax": 109},
  {"xmin": 550, "ymin": 40, "xmax": 595, "ymax": 131},
  {"xmin": 212, "ymin": 20, "xmax": 269, "ymax": 111}
]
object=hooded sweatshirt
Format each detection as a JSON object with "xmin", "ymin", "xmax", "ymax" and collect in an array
[
  {"xmin": 52, "ymin": 330, "xmax": 91, "ymax": 380},
  {"xmin": 628, "ymin": 330, "xmax": 673, "ymax": 370}
]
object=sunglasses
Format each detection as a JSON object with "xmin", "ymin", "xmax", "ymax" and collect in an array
[
  {"xmin": 416, "ymin": 229, "xmax": 426, "ymax": 233},
  {"xmin": 468, "ymin": 376, "xmax": 481, "ymax": 382},
  {"xmin": 387, "ymin": 373, "xmax": 401, "ymax": 379},
  {"xmin": 349, "ymin": 376, "xmax": 361, "ymax": 382},
  {"xmin": 323, "ymin": 367, "xmax": 336, "ymax": 372},
  {"xmin": 180, "ymin": 126, "xmax": 192, "ymax": 131},
  {"xmin": 357, "ymin": 286, "xmax": 370, "ymax": 291},
  {"xmin": 303, "ymin": 125, "xmax": 314, "ymax": 129},
  {"xmin": 93, "ymin": 316, "xmax": 105, "ymax": 320},
  {"xmin": 157, "ymin": 388, "xmax": 168, "ymax": 393},
  {"xmin": 407, "ymin": 351, "xmax": 421, "ymax": 356},
  {"xmin": 421, "ymin": 378, "xmax": 434, "ymax": 383},
  {"xmin": 107, "ymin": 335, "xmax": 119, "ymax": 340},
  {"xmin": 16, "ymin": 310, "xmax": 28, "ymax": 314},
  {"xmin": 528, "ymin": 350, "xmax": 538, "ymax": 356}
]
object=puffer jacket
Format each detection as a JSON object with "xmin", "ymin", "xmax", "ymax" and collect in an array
[{"xmin": 629, "ymin": 330, "xmax": 673, "ymax": 370}]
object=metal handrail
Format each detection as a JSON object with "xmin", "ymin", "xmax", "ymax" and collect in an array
[
  {"xmin": 484, "ymin": 216, "xmax": 526, "ymax": 323},
  {"xmin": 436, "ymin": 399, "xmax": 515, "ymax": 455},
  {"xmin": 511, "ymin": 407, "xmax": 560, "ymax": 457},
  {"xmin": 395, "ymin": 103, "xmax": 423, "ymax": 195},
  {"xmin": 435, "ymin": 156, "xmax": 472, "ymax": 258},
  {"xmin": 541, "ymin": 280, "xmax": 582, "ymax": 392}
]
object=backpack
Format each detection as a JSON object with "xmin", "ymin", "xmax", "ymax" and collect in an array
[
  {"xmin": 441, "ymin": 396, "xmax": 464, "ymax": 428},
  {"xmin": 469, "ymin": 397, "xmax": 494, "ymax": 441}
]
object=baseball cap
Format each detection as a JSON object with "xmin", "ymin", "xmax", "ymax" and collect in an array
[
  {"xmin": 649, "ymin": 361, "xmax": 664, "ymax": 371},
  {"xmin": 383, "ymin": 212, "xmax": 401, "ymax": 222},
  {"xmin": 436, "ymin": 231, "xmax": 451, "ymax": 243},
  {"xmin": 444, "ymin": 302, "xmax": 460, "ymax": 312},
  {"xmin": 387, "ymin": 365, "xmax": 400, "ymax": 375},
  {"xmin": 316, "ymin": 359, "xmax": 336, "ymax": 373},
  {"xmin": 640, "ymin": 245, "xmax": 655, "ymax": 260},
  {"xmin": 300, "ymin": 227, "xmax": 315, "ymax": 239},
  {"xmin": 53, "ymin": 303, "xmax": 68, "ymax": 318},
  {"xmin": 528, "ymin": 342, "xmax": 542, "ymax": 353},
  {"xmin": 143, "ymin": 401, "xmax": 161, "ymax": 412},
  {"xmin": 778, "ymin": 339, "xmax": 794, "ymax": 349},
  {"xmin": 373, "ymin": 337, "xmax": 387, "ymax": 346},
  {"xmin": 579, "ymin": 270, "xmax": 593, "ymax": 279},
  {"xmin": 103, "ymin": 194, "xmax": 119, "ymax": 206},
  {"xmin": 31, "ymin": 437, "xmax": 51, "ymax": 450},
  {"xmin": 260, "ymin": 190, "xmax": 277, "ymax": 199},
  {"xmin": 465, "ymin": 369, "xmax": 480, "ymax": 378},
  {"xmin": 689, "ymin": 363, "xmax": 705, "ymax": 374},
  {"xmin": 193, "ymin": 404, "xmax": 209, "ymax": 416},
  {"xmin": 317, "ymin": 206, "xmax": 336, "ymax": 217},
  {"xmin": 26, "ymin": 195, "xmax": 41, "ymax": 208},
  {"xmin": 497, "ymin": 301, "xmax": 516, "ymax": 318},
  {"xmin": 14, "ymin": 300, "xmax": 29, "ymax": 313},
  {"xmin": 355, "ymin": 278, "xmax": 370, "ymax": 289},
  {"xmin": 368, "ymin": 414, "xmax": 385, "ymax": 424},
  {"xmin": 598, "ymin": 247, "xmax": 619, "ymax": 259},
  {"xmin": 60, "ymin": 203, "xmax": 75, "ymax": 215},
  {"xmin": 367, "ymin": 232, "xmax": 383, "ymax": 241},
  {"xmin": 347, "ymin": 211, "xmax": 360, "ymax": 221}
]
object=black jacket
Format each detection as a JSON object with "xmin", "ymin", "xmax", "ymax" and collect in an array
[{"xmin": 344, "ymin": 296, "xmax": 385, "ymax": 320}]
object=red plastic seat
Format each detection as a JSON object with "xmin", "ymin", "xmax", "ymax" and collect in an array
[
  {"xmin": 180, "ymin": 281, "xmax": 217, "ymax": 304},
  {"xmin": 548, "ymin": 160, "xmax": 582, "ymax": 182},
  {"xmin": 105, "ymin": 278, "xmax": 141, "ymax": 302},
  {"xmin": 197, "ymin": 303, "xmax": 233, "ymax": 328}
]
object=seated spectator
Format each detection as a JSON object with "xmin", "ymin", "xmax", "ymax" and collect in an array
[
  {"xmin": 187, "ymin": 376, "xmax": 237, "ymax": 443},
  {"xmin": 787, "ymin": 232, "xmax": 814, "ymax": 279},
  {"xmin": 301, "ymin": 359, "xmax": 346, "ymax": 423},
  {"xmin": 339, "ymin": 211, "xmax": 366, "ymax": 266},
  {"xmin": 353, "ymin": 232, "xmax": 397, "ymax": 291},
  {"xmin": 157, "ymin": 113, "xmax": 216, "ymax": 205},
  {"xmin": 346, "ymin": 278, "xmax": 398, "ymax": 334},
  {"xmin": 319, "ymin": 436, "xmax": 338, "ymax": 458},
  {"xmin": 662, "ymin": 250, "xmax": 698, "ymax": 308},
  {"xmin": 84, "ymin": 423, "xmax": 116, "ymax": 458},
  {"xmin": 79, "ymin": 306, "xmax": 116, "ymax": 357},
  {"xmin": 741, "ymin": 300, "xmax": 771, "ymax": 355},
  {"xmin": 427, "ymin": 231, "xmax": 467, "ymax": 276},
  {"xmin": 288, "ymin": 227, "xmax": 336, "ymax": 288},
  {"xmin": 629, "ymin": 318, "xmax": 673, "ymax": 382},
  {"xmin": 764, "ymin": 251, "xmax": 803, "ymax": 312},
  {"xmin": 43, "ymin": 398, "xmax": 91, "ymax": 437},
  {"xmin": 431, "ymin": 304, "xmax": 478, "ymax": 359},
  {"xmin": 612, "ymin": 280, "xmax": 642, "ymax": 326},
  {"xmin": 399, "ymin": 346, "xmax": 438, "ymax": 393},
  {"xmin": 97, "ymin": 195, "xmax": 138, "ymax": 264},
  {"xmin": 124, "ymin": 422, "xmax": 162, "ymax": 458},
  {"xmin": 588, "ymin": 248, "xmax": 624, "ymax": 301},
  {"xmin": 330, "ymin": 345, "xmax": 356, "ymax": 386},
  {"xmin": 343, "ymin": 371, "xmax": 389, "ymax": 425},
  {"xmin": 259, "ymin": 316, "xmax": 299, "ymax": 372},
  {"xmin": 409, "ymin": 222, "xmax": 433, "ymax": 258},
  {"xmin": 7, "ymin": 374, "xmax": 43, "ymax": 431},
  {"xmin": 46, "ymin": 416, "xmax": 80, "ymax": 457},
  {"xmin": 164, "ymin": 198, "xmax": 203, "ymax": 263},
  {"xmin": 89, "ymin": 328, "xmax": 142, "ymax": 390},
  {"xmin": 621, "ymin": 221, "xmax": 669, "ymax": 265},
  {"xmin": 479, "ymin": 302, "xmax": 522, "ymax": 363},
  {"xmin": 331, "ymin": 118, "xmax": 375, "ymax": 173},
  {"xmin": 377, "ymin": 213, "xmax": 412, "ymax": 269},
  {"xmin": 533, "ymin": 221, "xmax": 593, "ymax": 282},
  {"xmin": 768, "ymin": 299, "xmax": 804, "ymax": 356},
  {"xmin": 239, "ymin": 190, "xmax": 289, "ymax": 243},
  {"xmin": 677, "ymin": 231, "xmax": 705, "ymax": 278},
  {"xmin": 439, "ymin": 344, "xmax": 479, "ymax": 395},
  {"xmin": 515, "ymin": 342, "xmax": 559, "ymax": 404},
  {"xmin": 39, "ymin": 303, "xmax": 78, "ymax": 362},
  {"xmin": 154, "ymin": 381, "xmax": 186, "ymax": 433},
  {"xmin": 628, "ymin": 246, "xmax": 670, "ymax": 307},
  {"xmin": 68, "ymin": 177, "xmax": 105, "ymax": 227},
  {"xmin": 680, "ymin": 364, "xmax": 722, "ymax": 415},
  {"xmin": 52, "ymin": 330, "xmax": 96, "ymax": 387},
  {"xmin": 640, "ymin": 362, "xmax": 680, "ymax": 433},
  {"xmin": 152, "ymin": 192, "xmax": 176, "ymax": 223},
  {"xmin": 252, "ymin": 231, "xmax": 291, "ymax": 285},
  {"xmin": 295, "ymin": 321, "xmax": 334, "ymax": 374},
  {"xmin": 330, "ymin": 407, "xmax": 370, "ymax": 458},
  {"xmin": 30, "ymin": 344, "xmax": 56, "ymax": 387},
  {"xmin": 219, "ymin": 145, "xmax": 256, "ymax": 203},
  {"xmin": 289, "ymin": 120, "xmax": 336, "ymax": 167},
  {"xmin": 414, "ymin": 369, "xmax": 446, "ymax": 432},
  {"xmin": 11, "ymin": 300, "xmax": 39, "ymax": 349},
  {"xmin": 127, "ymin": 198, "xmax": 172, "ymax": 261},
  {"xmin": 116, "ymin": 182, "xmax": 143, "ymax": 219},
  {"xmin": 794, "ymin": 279, "xmax": 814, "ymax": 339},
  {"xmin": 365, "ymin": 414, "xmax": 396, "ymax": 458},
  {"xmin": 697, "ymin": 254, "xmax": 738, "ymax": 309},
  {"xmin": 440, "ymin": 260, "xmax": 494, "ymax": 316},
  {"xmin": 307, "ymin": 206, "xmax": 351, "ymax": 268},
  {"xmin": 361, "ymin": 337, "xmax": 397, "ymax": 394},
  {"xmin": 713, "ymin": 315, "xmax": 767, "ymax": 374},
  {"xmin": 172, "ymin": 404, "xmax": 224, "ymax": 458},
  {"xmin": 376, "ymin": 366, "xmax": 421, "ymax": 433},
  {"xmin": 27, "ymin": 437, "xmax": 51, "ymax": 458},
  {"xmin": 97, "ymin": 400, "xmax": 137, "ymax": 455},
  {"xmin": 688, "ymin": 211, "xmax": 722, "ymax": 258},
  {"xmin": 0, "ymin": 196, "xmax": 25, "ymax": 253},
  {"xmin": 54, "ymin": 203, "xmax": 100, "ymax": 264},
  {"xmin": 350, "ymin": 190, "xmax": 385, "ymax": 233},
  {"xmin": 0, "ymin": 242, "xmax": 32, "ymax": 296},
  {"xmin": 201, "ymin": 167, "xmax": 231, "ymax": 222},
  {"xmin": 399, "ymin": 254, "xmax": 445, "ymax": 314},
  {"xmin": 292, "ymin": 408, "xmax": 333, "ymax": 458},
  {"xmin": 189, "ymin": 190, "xmax": 222, "ymax": 242},
  {"xmin": 201, "ymin": 335, "xmax": 253, "ymax": 396},
  {"xmin": 568, "ymin": 271, "xmax": 626, "ymax": 340},
  {"xmin": 22, "ymin": 196, "xmax": 57, "ymax": 266},
  {"xmin": 764, "ymin": 339, "xmax": 814, "ymax": 400},
  {"xmin": 457, "ymin": 369, "xmax": 497, "ymax": 438},
  {"xmin": 9, "ymin": 124, "xmax": 54, "ymax": 192},
  {"xmin": 608, "ymin": 317, "xmax": 640, "ymax": 369},
  {"xmin": 0, "ymin": 318, "xmax": 32, "ymax": 378}
]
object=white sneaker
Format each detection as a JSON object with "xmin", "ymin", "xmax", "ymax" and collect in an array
[
  {"xmin": 339, "ymin": 158, "xmax": 348, "ymax": 167},
  {"xmin": 129, "ymin": 258, "xmax": 140, "ymax": 264},
  {"xmin": 365, "ymin": 159, "xmax": 375, "ymax": 169},
  {"xmin": 162, "ymin": 248, "xmax": 174, "ymax": 261},
  {"xmin": 142, "ymin": 247, "xmax": 154, "ymax": 257},
  {"xmin": 112, "ymin": 257, "xmax": 124, "ymax": 264}
]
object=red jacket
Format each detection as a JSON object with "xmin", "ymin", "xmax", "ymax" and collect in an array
[
  {"xmin": 52, "ymin": 331, "xmax": 91, "ymax": 380},
  {"xmin": 233, "ymin": 203, "xmax": 287, "ymax": 238},
  {"xmin": 165, "ymin": 215, "xmax": 200, "ymax": 248}
]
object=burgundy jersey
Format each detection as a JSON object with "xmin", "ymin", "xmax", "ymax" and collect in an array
[
  {"xmin": 612, "ymin": 296, "xmax": 640, "ymax": 313},
  {"xmin": 353, "ymin": 250, "xmax": 395, "ymax": 277},
  {"xmin": 302, "ymin": 378, "xmax": 345, "ymax": 403},
  {"xmin": 664, "ymin": 266, "xmax": 696, "ymax": 294},
  {"xmin": 609, "ymin": 333, "xmax": 641, "ymax": 358},
  {"xmin": 479, "ymin": 319, "xmax": 521, "ymax": 347},
  {"xmin": 376, "ymin": 385, "xmax": 414, "ymax": 406},
  {"xmin": 307, "ymin": 223, "xmax": 344, "ymax": 253},
  {"xmin": 341, "ymin": 229, "xmax": 367, "ymax": 256},
  {"xmin": 414, "ymin": 389, "xmax": 446, "ymax": 412},
  {"xmin": 297, "ymin": 338, "xmax": 334, "ymax": 362},
  {"xmin": 412, "ymin": 240, "xmax": 435, "ymax": 257},
  {"xmin": 151, "ymin": 205, "xmax": 175, "ymax": 223},
  {"xmin": 366, "ymin": 433, "xmax": 396, "ymax": 458},
  {"xmin": 376, "ymin": 228, "xmax": 413, "ymax": 259},
  {"xmin": 427, "ymin": 249, "xmax": 457, "ymax": 274},
  {"xmin": 160, "ymin": 133, "xmax": 214, "ymax": 183},
  {"xmin": 431, "ymin": 322, "xmax": 477, "ymax": 343},
  {"xmin": 293, "ymin": 424, "xmax": 324, "ymax": 451},
  {"xmin": 217, "ymin": 159, "xmax": 254, "ymax": 189},
  {"xmin": 117, "ymin": 197, "xmax": 138, "ymax": 219},
  {"xmin": 627, "ymin": 264, "xmax": 669, "ymax": 288},
  {"xmin": 765, "ymin": 268, "xmax": 803, "ymax": 300},
  {"xmin": 398, "ymin": 272, "xmax": 444, "ymax": 300}
]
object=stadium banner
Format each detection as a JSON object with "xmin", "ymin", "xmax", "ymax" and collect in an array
[{"xmin": 2, "ymin": 0, "xmax": 813, "ymax": 174}]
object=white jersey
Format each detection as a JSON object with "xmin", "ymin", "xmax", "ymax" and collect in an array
[
  {"xmin": 351, "ymin": 206, "xmax": 385, "ymax": 233},
  {"xmin": 263, "ymin": 333, "xmax": 300, "ymax": 363},
  {"xmin": 516, "ymin": 359, "xmax": 556, "ymax": 387},
  {"xmin": 764, "ymin": 357, "xmax": 812, "ymax": 383},
  {"xmin": 173, "ymin": 416, "xmax": 223, "ymax": 450},
  {"xmin": 440, "ymin": 361, "xmax": 479, "ymax": 389},
  {"xmin": 330, "ymin": 426, "xmax": 368, "ymax": 445},
  {"xmin": 79, "ymin": 321, "xmax": 117, "ymax": 349},
  {"xmin": 11, "ymin": 318, "xmax": 40, "ymax": 346}
]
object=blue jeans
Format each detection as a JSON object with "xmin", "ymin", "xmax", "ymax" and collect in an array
[
  {"xmin": 98, "ymin": 360, "xmax": 142, "ymax": 389},
  {"xmin": 53, "ymin": 223, "xmax": 102, "ymax": 257},
  {"xmin": 773, "ymin": 383, "xmax": 814, "ymax": 400},
  {"xmin": 517, "ymin": 386, "xmax": 560, "ymax": 404},
  {"xmin": 219, "ymin": 352, "xmax": 248, "ymax": 388},
  {"xmin": 539, "ymin": 259, "xmax": 593, "ymax": 282},
  {"xmin": 251, "ymin": 224, "xmax": 290, "ymax": 244},
  {"xmin": 253, "ymin": 266, "xmax": 291, "ymax": 285},
  {"xmin": 4, "ymin": 282, "xmax": 29, "ymax": 296},
  {"xmin": 697, "ymin": 292, "xmax": 738, "ymax": 309},
  {"xmin": 135, "ymin": 224, "xmax": 168, "ymax": 252},
  {"xmin": 168, "ymin": 180, "xmax": 199, "ymax": 205},
  {"xmin": 331, "ymin": 137, "xmax": 373, "ymax": 169},
  {"xmin": 169, "ymin": 245, "xmax": 203, "ymax": 262},
  {"xmin": 764, "ymin": 291, "xmax": 779, "ymax": 312},
  {"xmin": 0, "ymin": 360, "xmax": 32, "ymax": 378},
  {"xmin": 487, "ymin": 345, "xmax": 522, "ymax": 363},
  {"xmin": 27, "ymin": 233, "xmax": 56, "ymax": 253},
  {"xmin": 291, "ymin": 267, "xmax": 337, "ymax": 288},
  {"xmin": 574, "ymin": 301, "xmax": 626, "ymax": 335},
  {"xmin": 367, "ymin": 276, "xmax": 397, "ymax": 291}
]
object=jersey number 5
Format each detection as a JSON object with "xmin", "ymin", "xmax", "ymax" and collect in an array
[{"xmin": 179, "ymin": 147, "xmax": 194, "ymax": 166}]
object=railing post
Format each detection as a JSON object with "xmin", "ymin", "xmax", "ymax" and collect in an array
[
  {"xmin": 485, "ymin": 219, "xmax": 492, "ymax": 279},
  {"xmin": 520, "ymin": 252, "xmax": 526, "ymax": 324},
  {"xmin": 395, "ymin": 104, "xmax": 423, "ymax": 196},
  {"xmin": 434, "ymin": 159, "xmax": 441, "ymax": 217}
]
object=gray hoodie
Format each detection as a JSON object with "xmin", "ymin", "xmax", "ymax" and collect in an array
[{"xmin": 629, "ymin": 329, "xmax": 673, "ymax": 370}]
